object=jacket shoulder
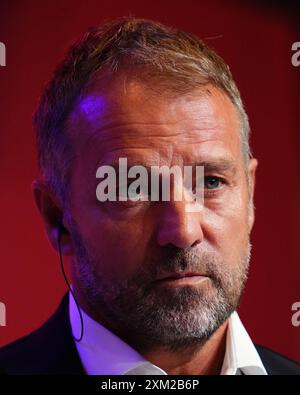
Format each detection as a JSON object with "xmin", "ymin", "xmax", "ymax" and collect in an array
[
  {"xmin": 0, "ymin": 294, "xmax": 84, "ymax": 375},
  {"xmin": 255, "ymin": 344, "xmax": 300, "ymax": 375}
]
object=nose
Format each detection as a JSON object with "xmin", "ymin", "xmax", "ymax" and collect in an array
[{"xmin": 156, "ymin": 199, "xmax": 204, "ymax": 249}]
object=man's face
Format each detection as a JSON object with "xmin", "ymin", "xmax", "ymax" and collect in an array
[{"xmin": 65, "ymin": 70, "xmax": 257, "ymax": 351}]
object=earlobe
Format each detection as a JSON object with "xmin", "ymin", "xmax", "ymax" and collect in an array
[
  {"xmin": 32, "ymin": 179, "xmax": 74, "ymax": 256},
  {"xmin": 56, "ymin": 221, "xmax": 74, "ymax": 256},
  {"xmin": 247, "ymin": 158, "xmax": 258, "ymax": 232}
]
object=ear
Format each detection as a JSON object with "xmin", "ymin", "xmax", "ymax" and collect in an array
[
  {"xmin": 32, "ymin": 179, "xmax": 74, "ymax": 256},
  {"xmin": 247, "ymin": 158, "xmax": 258, "ymax": 232}
]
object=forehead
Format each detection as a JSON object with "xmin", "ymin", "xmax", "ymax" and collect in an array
[{"xmin": 67, "ymin": 70, "xmax": 243, "ymax": 166}]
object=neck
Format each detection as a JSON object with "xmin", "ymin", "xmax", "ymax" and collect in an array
[{"xmin": 140, "ymin": 321, "xmax": 228, "ymax": 375}]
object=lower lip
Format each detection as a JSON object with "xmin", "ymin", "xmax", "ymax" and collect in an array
[{"xmin": 155, "ymin": 275, "xmax": 208, "ymax": 286}]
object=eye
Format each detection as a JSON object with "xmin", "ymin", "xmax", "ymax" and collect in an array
[{"xmin": 204, "ymin": 176, "xmax": 224, "ymax": 190}]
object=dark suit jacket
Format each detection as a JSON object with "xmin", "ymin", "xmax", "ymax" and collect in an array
[{"xmin": 0, "ymin": 293, "xmax": 299, "ymax": 375}]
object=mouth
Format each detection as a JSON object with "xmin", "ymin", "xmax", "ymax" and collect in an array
[{"xmin": 154, "ymin": 272, "xmax": 209, "ymax": 287}]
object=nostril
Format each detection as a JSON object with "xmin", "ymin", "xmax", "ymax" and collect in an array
[{"xmin": 191, "ymin": 239, "xmax": 201, "ymax": 248}]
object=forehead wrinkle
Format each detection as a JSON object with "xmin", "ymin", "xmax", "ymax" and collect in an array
[
  {"xmin": 68, "ymin": 83, "xmax": 236, "ymax": 144},
  {"xmin": 69, "ymin": 120, "xmax": 231, "ymax": 166},
  {"xmin": 67, "ymin": 83, "xmax": 242, "ymax": 170},
  {"xmin": 81, "ymin": 131, "xmax": 225, "ymax": 159},
  {"xmin": 69, "ymin": 119, "xmax": 224, "ymax": 146},
  {"xmin": 70, "ymin": 115, "xmax": 223, "ymax": 132},
  {"xmin": 69, "ymin": 90, "xmax": 229, "ymax": 133}
]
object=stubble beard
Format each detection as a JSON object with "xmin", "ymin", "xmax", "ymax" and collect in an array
[{"xmin": 69, "ymin": 218, "xmax": 251, "ymax": 353}]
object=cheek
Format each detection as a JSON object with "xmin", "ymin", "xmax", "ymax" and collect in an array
[
  {"xmin": 72, "ymin": 205, "xmax": 150, "ymax": 280},
  {"xmin": 204, "ymin": 192, "xmax": 250, "ymax": 262},
  {"xmin": 70, "ymin": 163, "xmax": 151, "ymax": 279}
]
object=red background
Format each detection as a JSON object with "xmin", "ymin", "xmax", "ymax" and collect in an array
[{"xmin": 0, "ymin": 0, "xmax": 299, "ymax": 362}]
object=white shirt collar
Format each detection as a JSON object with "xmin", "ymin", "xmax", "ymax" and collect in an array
[
  {"xmin": 69, "ymin": 292, "xmax": 267, "ymax": 375},
  {"xmin": 220, "ymin": 311, "xmax": 267, "ymax": 375}
]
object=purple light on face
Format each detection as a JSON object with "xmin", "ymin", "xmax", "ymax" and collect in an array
[{"xmin": 78, "ymin": 95, "xmax": 107, "ymax": 124}]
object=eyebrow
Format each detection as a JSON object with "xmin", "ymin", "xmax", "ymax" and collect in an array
[{"xmin": 194, "ymin": 159, "xmax": 238, "ymax": 176}]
